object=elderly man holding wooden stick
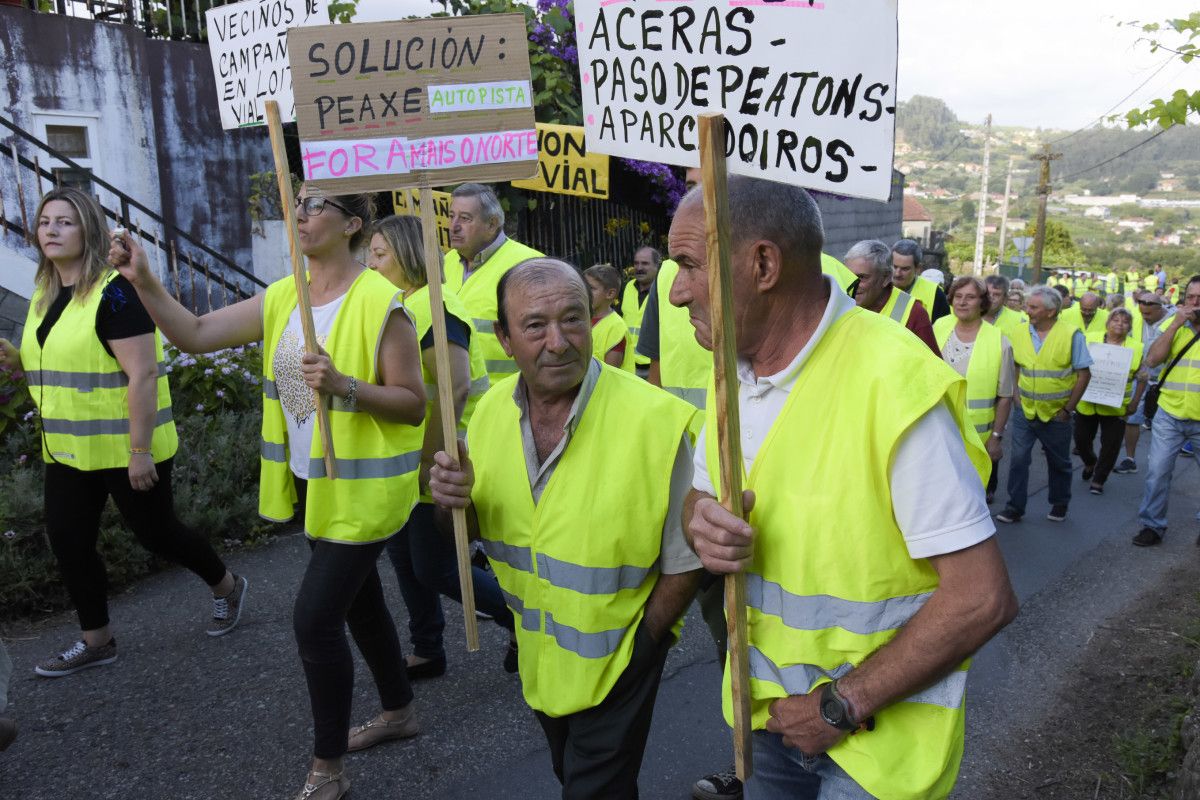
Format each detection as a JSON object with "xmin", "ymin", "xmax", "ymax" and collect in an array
[
  {"xmin": 674, "ymin": 176, "xmax": 1018, "ymax": 800},
  {"xmin": 429, "ymin": 258, "xmax": 702, "ymax": 799}
]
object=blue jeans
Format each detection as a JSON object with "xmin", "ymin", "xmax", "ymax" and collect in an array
[
  {"xmin": 1137, "ymin": 411, "xmax": 1200, "ymax": 533},
  {"xmin": 744, "ymin": 732, "xmax": 875, "ymax": 800},
  {"xmin": 384, "ymin": 502, "xmax": 513, "ymax": 659},
  {"xmin": 1006, "ymin": 413, "xmax": 1074, "ymax": 514}
]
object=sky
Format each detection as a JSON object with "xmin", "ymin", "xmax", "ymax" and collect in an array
[{"xmin": 353, "ymin": 0, "xmax": 1198, "ymax": 130}]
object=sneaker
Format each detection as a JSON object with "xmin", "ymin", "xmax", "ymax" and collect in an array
[
  {"xmin": 1113, "ymin": 458, "xmax": 1138, "ymax": 474},
  {"xmin": 207, "ymin": 574, "xmax": 248, "ymax": 637},
  {"xmin": 1133, "ymin": 527, "xmax": 1163, "ymax": 547},
  {"xmin": 347, "ymin": 705, "xmax": 420, "ymax": 752},
  {"xmin": 995, "ymin": 508, "xmax": 1023, "ymax": 524},
  {"xmin": 475, "ymin": 609, "xmax": 495, "ymax": 621},
  {"xmin": 35, "ymin": 638, "xmax": 117, "ymax": 677},
  {"xmin": 693, "ymin": 766, "xmax": 743, "ymax": 800},
  {"xmin": 1047, "ymin": 505, "xmax": 1068, "ymax": 522},
  {"xmin": 1089, "ymin": 485, "xmax": 1104, "ymax": 495},
  {"xmin": 0, "ymin": 718, "xmax": 16, "ymax": 751},
  {"xmin": 504, "ymin": 639, "xmax": 519, "ymax": 674}
]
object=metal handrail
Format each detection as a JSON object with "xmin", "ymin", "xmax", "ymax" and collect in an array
[{"xmin": 0, "ymin": 113, "xmax": 266, "ymax": 294}]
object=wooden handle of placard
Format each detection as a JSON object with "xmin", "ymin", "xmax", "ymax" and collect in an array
[
  {"xmin": 265, "ymin": 100, "xmax": 338, "ymax": 481},
  {"xmin": 419, "ymin": 184, "xmax": 481, "ymax": 653},
  {"xmin": 699, "ymin": 113, "xmax": 753, "ymax": 781}
]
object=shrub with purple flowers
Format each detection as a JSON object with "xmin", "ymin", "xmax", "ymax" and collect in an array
[{"xmin": 165, "ymin": 343, "xmax": 262, "ymax": 416}]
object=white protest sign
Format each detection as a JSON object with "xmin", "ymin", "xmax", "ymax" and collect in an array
[
  {"xmin": 575, "ymin": 0, "xmax": 898, "ymax": 201},
  {"xmin": 206, "ymin": 0, "xmax": 327, "ymax": 130},
  {"xmin": 1081, "ymin": 342, "xmax": 1135, "ymax": 409}
]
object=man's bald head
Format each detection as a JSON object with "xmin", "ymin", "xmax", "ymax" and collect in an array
[
  {"xmin": 1079, "ymin": 291, "xmax": 1101, "ymax": 320},
  {"xmin": 496, "ymin": 258, "xmax": 590, "ymax": 335}
]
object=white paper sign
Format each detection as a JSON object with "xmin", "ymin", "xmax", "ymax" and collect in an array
[
  {"xmin": 206, "ymin": 0, "xmax": 327, "ymax": 130},
  {"xmin": 1081, "ymin": 342, "xmax": 1135, "ymax": 409},
  {"xmin": 575, "ymin": 0, "xmax": 898, "ymax": 201}
]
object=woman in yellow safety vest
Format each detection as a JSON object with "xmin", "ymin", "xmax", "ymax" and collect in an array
[
  {"xmin": 110, "ymin": 190, "xmax": 425, "ymax": 800},
  {"xmin": 934, "ymin": 276, "xmax": 1016, "ymax": 505},
  {"xmin": 0, "ymin": 188, "xmax": 243, "ymax": 679},
  {"xmin": 366, "ymin": 214, "xmax": 518, "ymax": 682},
  {"xmin": 1073, "ymin": 307, "xmax": 1147, "ymax": 496}
]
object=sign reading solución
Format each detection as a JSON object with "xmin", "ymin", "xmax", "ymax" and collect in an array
[
  {"xmin": 512, "ymin": 123, "xmax": 610, "ymax": 199},
  {"xmin": 392, "ymin": 189, "xmax": 453, "ymax": 251},
  {"xmin": 575, "ymin": 0, "xmax": 898, "ymax": 202},
  {"xmin": 288, "ymin": 14, "xmax": 539, "ymax": 194},
  {"xmin": 205, "ymin": 0, "xmax": 327, "ymax": 130}
]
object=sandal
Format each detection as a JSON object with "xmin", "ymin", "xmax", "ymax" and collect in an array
[{"xmin": 292, "ymin": 768, "xmax": 350, "ymax": 800}]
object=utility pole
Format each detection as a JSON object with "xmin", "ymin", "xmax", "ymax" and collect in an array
[
  {"xmin": 1030, "ymin": 144, "xmax": 1061, "ymax": 286},
  {"xmin": 997, "ymin": 155, "xmax": 1014, "ymax": 267},
  {"xmin": 972, "ymin": 114, "xmax": 992, "ymax": 276}
]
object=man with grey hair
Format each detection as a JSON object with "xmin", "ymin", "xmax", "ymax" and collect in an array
[
  {"xmin": 891, "ymin": 239, "xmax": 950, "ymax": 322},
  {"xmin": 674, "ymin": 176, "xmax": 1016, "ymax": 800},
  {"xmin": 443, "ymin": 183, "xmax": 543, "ymax": 385},
  {"xmin": 997, "ymin": 285, "xmax": 1093, "ymax": 524},
  {"xmin": 845, "ymin": 240, "xmax": 940, "ymax": 355},
  {"xmin": 430, "ymin": 258, "xmax": 703, "ymax": 797}
]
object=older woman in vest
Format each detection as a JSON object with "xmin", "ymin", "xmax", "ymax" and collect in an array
[
  {"xmin": 366, "ymin": 215, "xmax": 517, "ymax": 684},
  {"xmin": 1073, "ymin": 307, "xmax": 1147, "ymax": 495},
  {"xmin": 934, "ymin": 277, "xmax": 1016, "ymax": 504},
  {"xmin": 0, "ymin": 188, "xmax": 241, "ymax": 679},
  {"xmin": 110, "ymin": 190, "xmax": 425, "ymax": 800}
]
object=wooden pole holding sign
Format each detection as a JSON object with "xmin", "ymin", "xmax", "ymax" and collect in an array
[
  {"xmin": 265, "ymin": 99, "xmax": 338, "ymax": 481},
  {"xmin": 418, "ymin": 184, "xmax": 480, "ymax": 652},
  {"xmin": 698, "ymin": 112, "xmax": 753, "ymax": 781}
]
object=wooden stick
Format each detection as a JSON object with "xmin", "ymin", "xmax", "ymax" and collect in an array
[
  {"xmin": 265, "ymin": 100, "xmax": 337, "ymax": 481},
  {"xmin": 418, "ymin": 184, "xmax": 480, "ymax": 651},
  {"xmin": 698, "ymin": 113, "xmax": 753, "ymax": 781}
]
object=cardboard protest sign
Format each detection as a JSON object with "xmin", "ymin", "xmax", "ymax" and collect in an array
[
  {"xmin": 392, "ymin": 188, "xmax": 453, "ymax": 251},
  {"xmin": 288, "ymin": 14, "xmax": 539, "ymax": 194},
  {"xmin": 206, "ymin": 0, "xmax": 327, "ymax": 129},
  {"xmin": 513, "ymin": 123, "xmax": 610, "ymax": 199},
  {"xmin": 1081, "ymin": 342, "xmax": 1135, "ymax": 408},
  {"xmin": 575, "ymin": 0, "xmax": 898, "ymax": 201}
]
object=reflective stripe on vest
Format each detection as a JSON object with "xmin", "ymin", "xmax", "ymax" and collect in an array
[
  {"xmin": 483, "ymin": 539, "xmax": 655, "ymax": 595},
  {"xmin": 621, "ymin": 281, "xmax": 650, "ymax": 366},
  {"xmin": 1011, "ymin": 321, "xmax": 1077, "ymax": 421},
  {"xmin": 20, "ymin": 271, "xmax": 177, "ymax": 469},
  {"xmin": 1078, "ymin": 332, "xmax": 1142, "ymax": 417},
  {"xmin": 704, "ymin": 306, "xmax": 987, "ymax": 800},
  {"xmin": 879, "ymin": 287, "xmax": 914, "ymax": 325},
  {"xmin": 933, "ymin": 316, "xmax": 1003, "ymax": 437},
  {"xmin": 258, "ymin": 270, "xmax": 421, "ymax": 543},
  {"xmin": 1158, "ymin": 327, "xmax": 1200, "ymax": 420},
  {"xmin": 656, "ymin": 259, "xmax": 711, "ymax": 410}
]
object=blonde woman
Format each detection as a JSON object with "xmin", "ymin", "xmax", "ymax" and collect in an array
[
  {"xmin": 0, "ymin": 188, "xmax": 243, "ymax": 678},
  {"xmin": 366, "ymin": 215, "xmax": 517, "ymax": 684},
  {"xmin": 111, "ymin": 190, "xmax": 424, "ymax": 800}
]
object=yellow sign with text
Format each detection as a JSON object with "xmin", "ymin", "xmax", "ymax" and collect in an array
[
  {"xmin": 513, "ymin": 123, "xmax": 609, "ymax": 199},
  {"xmin": 392, "ymin": 189, "xmax": 453, "ymax": 252}
]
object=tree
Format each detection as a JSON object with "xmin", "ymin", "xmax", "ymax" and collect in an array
[
  {"xmin": 1122, "ymin": 13, "xmax": 1200, "ymax": 128},
  {"xmin": 897, "ymin": 96, "xmax": 960, "ymax": 150},
  {"xmin": 959, "ymin": 199, "xmax": 977, "ymax": 223},
  {"xmin": 1021, "ymin": 219, "xmax": 1083, "ymax": 265}
]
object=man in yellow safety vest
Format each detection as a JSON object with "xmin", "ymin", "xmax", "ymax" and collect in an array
[
  {"xmin": 620, "ymin": 246, "xmax": 661, "ymax": 377},
  {"xmin": 891, "ymin": 239, "xmax": 950, "ymax": 322},
  {"xmin": 675, "ymin": 176, "xmax": 1017, "ymax": 800}
]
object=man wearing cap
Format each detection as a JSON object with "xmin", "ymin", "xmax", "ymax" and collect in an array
[{"xmin": 891, "ymin": 239, "xmax": 950, "ymax": 322}]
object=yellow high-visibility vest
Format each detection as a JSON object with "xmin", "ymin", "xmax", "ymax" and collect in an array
[
  {"xmin": 986, "ymin": 306, "xmax": 1028, "ymax": 341},
  {"xmin": 470, "ymin": 365, "xmax": 696, "ymax": 717},
  {"xmin": 656, "ymin": 259, "xmax": 711, "ymax": 409},
  {"xmin": 592, "ymin": 311, "xmax": 634, "ymax": 372},
  {"xmin": 933, "ymin": 316, "xmax": 1004, "ymax": 438},
  {"xmin": 1158, "ymin": 323, "xmax": 1200, "ymax": 421},
  {"xmin": 1059, "ymin": 304, "xmax": 1109, "ymax": 335},
  {"xmin": 821, "ymin": 253, "xmax": 857, "ymax": 294},
  {"xmin": 1142, "ymin": 275, "xmax": 1158, "ymax": 292},
  {"xmin": 898, "ymin": 274, "xmax": 940, "ymax": 319},
  {"xmin": 1011, "ymin": 320, "xmax": 1078, "ymax": 421},
  {"xmin": 21, "ymin": 270, "xmax": 176, "ymax": 470},
  {"xmin": 1077, "ymin": 332, "xmax": 1142, "ymax": 417},
  {"xmin": 879, "ymin": 286, "xmax": 916, "ymax": 327},
  {"xmin": 704, "ymin": 307, "xmax": 987, "ymax": 800},
  {"xmin": 444, "ymin": 238, "xmax": 543, "ymax": 386},
  {"xmin": 620, "ymin": 280, "xmax": 651, "ymax": 367},
  {"xmin": 259, "ymin": 270, "xmax": 422, "ymax": 543}
]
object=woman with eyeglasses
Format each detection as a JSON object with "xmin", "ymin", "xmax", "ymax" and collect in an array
[
  {"xmin": 1073, "ymin": 307, "xmax": 1147, "ymax": 495},
  {"xmin": 0, "ymin": 187, "xmax": 244, "ymax": 679},
  {"xmin": 365, "ymin": 215, "xmax": 519, "ymax": 687},
  {"xmin": 110, "ymin": 189, "xmax": 426, "ymax": 800}
]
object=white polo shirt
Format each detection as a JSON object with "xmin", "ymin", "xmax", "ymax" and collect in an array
[{"xmin": 693, "ymin": 276, "xmax": 995, "ymax": 560}]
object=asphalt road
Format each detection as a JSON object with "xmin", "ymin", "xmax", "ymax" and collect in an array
[{"xmin": 1, "ymin": 439, "xmax": 1197, "ymax": 800}]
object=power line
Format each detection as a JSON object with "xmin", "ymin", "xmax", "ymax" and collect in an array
[
  {"xmin": 1046, "ymin": 57, "xmax": 1176, "ymax": 146},
  {"xmin": 1054, "ymin": 123, "xmax": 1181, "ymax": 186}
]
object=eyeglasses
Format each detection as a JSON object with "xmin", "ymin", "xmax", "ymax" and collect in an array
[
  {"xmin": 296, "ymin": 196, "xmax": 352, "ymax": 217},
  {"xmin": 1136, "ymin": 300, "xmax": 1162, "ymax": 306}
]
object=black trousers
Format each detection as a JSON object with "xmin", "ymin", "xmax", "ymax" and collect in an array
[
  {"xmin": 535, "ymin": 622, "xmax": 672, "ymax": 800},
  {"xmin": 291, "ymin": 481, "xmax": 413, "ymax": 759},
  {"xmin": 44, "ymin": 459, "xmax": 227, "ymax": 631},
  {"xmin": 1073, "ymin": 412, "xmax": 1126, "ymax": 486}
]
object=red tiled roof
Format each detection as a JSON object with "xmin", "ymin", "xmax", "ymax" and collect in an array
[{"xmin": 903, "ymin": 195, "xmax": 932, "ymax": 222}]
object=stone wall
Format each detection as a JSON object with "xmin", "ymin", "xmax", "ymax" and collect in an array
[{"xmin": 817, "ymin": 170, "xmax": 906, "ymax": 263}]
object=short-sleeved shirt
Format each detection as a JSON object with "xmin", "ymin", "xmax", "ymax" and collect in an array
[
  {"xmin": 35, "ymin": 275, "xmax": 155, "ymax": 356},
  {"xmin": 941, "ymin": 329, "xmax": 1017, "ymax": 398},
  {"xmin": 418, "ymin": 309, "xmax": 471, "ymax": 352},
  {"xmin": 1029, "ymin": 325, "xmax": 1093, "ymax": 370}
]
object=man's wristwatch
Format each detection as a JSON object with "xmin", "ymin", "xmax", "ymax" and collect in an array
[{"xmin": 819, "ymin": 680, "xmax": 860, "ymax": 731}]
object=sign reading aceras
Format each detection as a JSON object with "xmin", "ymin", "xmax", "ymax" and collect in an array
[
  {"xmin": 575, "ymin": 0, "xmax": 898, "ymax": 202},
  {"xmin": 205, "ymin": 0, "xmax": 326, "ymax": 130},
  {"xmin": 513, "ymin": 123, "xmax": 610, "ymax": 199},
  {"xmin": 288, "ymin": 14, "xmax": 539, "ymax": 194},
  {"xmin": 392, "ymin": 189, "xmax": 453, "ymax": 252}
]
